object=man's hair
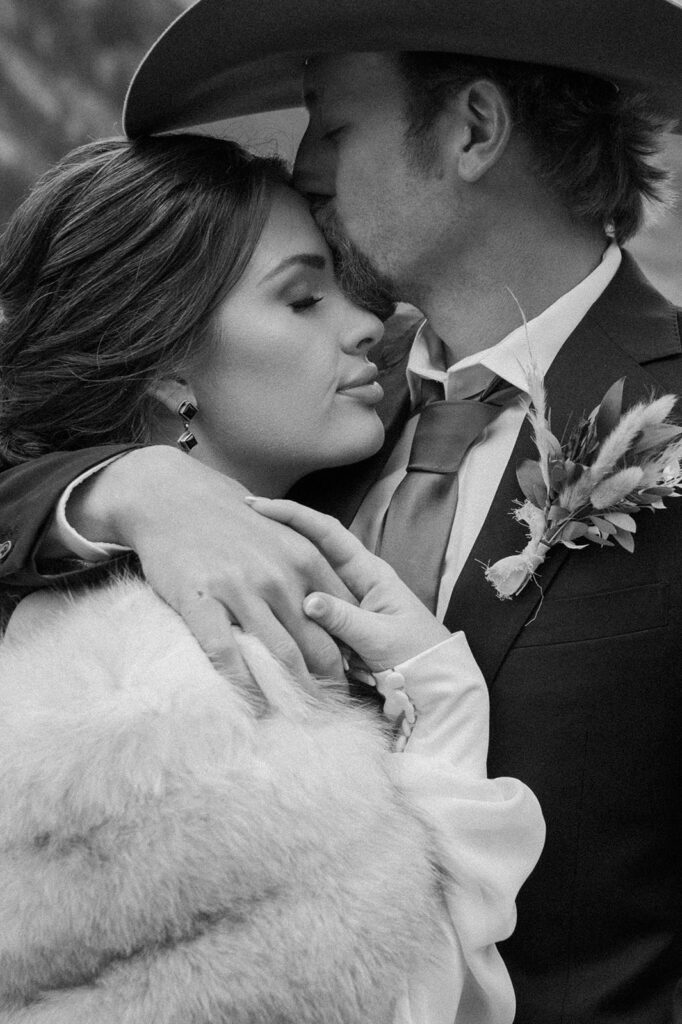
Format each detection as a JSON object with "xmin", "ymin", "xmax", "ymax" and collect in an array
[
  {"xmin": 0, "ymin": 134, "xmax": 289, "ymax": 467},
  {"xmin": 397, "ymin": 53, "xmax": 672, "ymax": 244}
]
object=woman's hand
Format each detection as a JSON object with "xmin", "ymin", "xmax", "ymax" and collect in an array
[{"xmin": 245, "ymin": 498, "xmax": 450, "ymax": 671}]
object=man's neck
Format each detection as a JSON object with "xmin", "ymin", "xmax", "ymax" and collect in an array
[{"xmin": 418, "ymin": 222, "xmax": 609, "ymax": 365}]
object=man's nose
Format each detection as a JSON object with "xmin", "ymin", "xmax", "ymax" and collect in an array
[{"xmin": 293, "ymin": 125, "xmax": 336, "ymax": 197}]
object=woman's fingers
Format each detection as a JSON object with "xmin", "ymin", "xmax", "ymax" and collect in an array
[
  {"xmin": 304, "ymin": 589, "xmax": 451, "ymax": 669},
  {"xmin": 244, "ymin": 499, "xmax": 452, "ymax": 667},
  {"xmin": 234, "ymin": 596, "xmax": 344, "ymax": 687},
  {"xmin": 177, "ymin": 591, "xmax": 345, "ymax": 693},
  {"xmin": 246, "ymin": 497, "xmax": 363, "ymax": 562},
  {"xmin": 246, "ymin": 497, "xmax": 388, "ymax": 598},
  {"xmin": 176, "ymin": 594, "xmax": 250, "ymax": 679},
  {"xmin": 303, "ymin": 592, "xmax": 388, "ymax": 670}
]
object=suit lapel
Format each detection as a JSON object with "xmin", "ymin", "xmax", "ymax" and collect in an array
[{"xmin": 444, "ymin": 253, "xmax": 681, "ymax": 682}]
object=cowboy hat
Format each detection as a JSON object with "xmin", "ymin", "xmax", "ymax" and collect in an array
[{"xmin": 123, "ymin": 0, "xmax": 682, "ymax": 137}]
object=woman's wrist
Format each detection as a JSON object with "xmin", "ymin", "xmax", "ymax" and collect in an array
[{"xmin": 66, "ymin": 445, "xmax": 185, "ymax": 549}]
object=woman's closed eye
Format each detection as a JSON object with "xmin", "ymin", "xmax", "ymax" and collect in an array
[{"xmin": 289, "ymin": 295, "xmax": 323, "ymax": 312}]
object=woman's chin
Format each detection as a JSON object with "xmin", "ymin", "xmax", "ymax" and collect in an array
[{"xmin": 325, "ymin": 417, "xmax": 385, "ymax": 468}]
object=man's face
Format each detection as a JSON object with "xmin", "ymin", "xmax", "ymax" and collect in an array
[{"xmin": 293, "ymin": 52, "xmax": 455, "ymax": 306}]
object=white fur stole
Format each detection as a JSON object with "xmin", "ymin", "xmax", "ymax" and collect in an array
[{"xmin": 0, "ymin": 578, "xmax": 441, "ymax": 1023}]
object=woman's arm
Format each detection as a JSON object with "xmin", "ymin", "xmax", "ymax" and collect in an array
[
  {"xmin": 392, "ymin": 641, "xmax": 544, "ymax": 1022},
  {"xmin": 0, "ymin": 446, "xmax": 355, "ymax": 679}
]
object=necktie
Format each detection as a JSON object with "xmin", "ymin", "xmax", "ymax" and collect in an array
[{"xmin": 376, "ymin": 377, "xmax": 514, "ymax": 613}]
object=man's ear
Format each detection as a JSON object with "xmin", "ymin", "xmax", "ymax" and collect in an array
[{"xmin": 454, "ymin": 79, "xmax": 513, "ymax": 183}]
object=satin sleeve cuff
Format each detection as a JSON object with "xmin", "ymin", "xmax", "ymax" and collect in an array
[
  {"xmin": 52, "ymin": 456, "xmax": 133, "ymax": 562},
  {"xmin": 386, "ymin": 631, "xmax": 490, "ymax": 776}
]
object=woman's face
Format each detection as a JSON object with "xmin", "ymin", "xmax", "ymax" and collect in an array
[{"xmin": 186, "ymin": 187, "xmax": 385, "ymax": 496}]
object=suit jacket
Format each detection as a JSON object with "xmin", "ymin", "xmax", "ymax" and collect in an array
[
  {"xmin": 1, "ymin": 253, "xmax": 681, "ymax": 1023},
  {"xmin": 294, "ymin": 252, "xmax": 682, "ymax": 1024}
]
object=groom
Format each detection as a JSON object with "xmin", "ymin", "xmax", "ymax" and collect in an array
[{"xmin": 1, "ymin": 1, "xmax": 682, "ymax": 1021}]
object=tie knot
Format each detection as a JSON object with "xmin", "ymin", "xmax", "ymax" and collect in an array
[
  {"xmin": 418, "ymin": 378, "xmax": 446, "ymax": 405},
  {"xmin": 408, "ymin": 397, "xmax": 503, "ymax": 473}
]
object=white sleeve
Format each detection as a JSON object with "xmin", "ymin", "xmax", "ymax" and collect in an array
[
  {"xmin": 387, "ymin": 634, "xmax": 546, "ymax": 1024},
  {"xmin": 52, "ymin": 456, "xmax": 133, "ymax": 561},
  {"xmin": 385, "ymin": 631, "xmax": 491, "ymax": 774}
]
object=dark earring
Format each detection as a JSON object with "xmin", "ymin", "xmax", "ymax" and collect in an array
[{"xmin": 176, "ymin": 400, "xmax": 198, "ymax": 452}]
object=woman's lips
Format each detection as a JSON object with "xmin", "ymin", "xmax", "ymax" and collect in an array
[{"xmin": 337, "ymin": 380, "xmax": 384, "ymax": 404}]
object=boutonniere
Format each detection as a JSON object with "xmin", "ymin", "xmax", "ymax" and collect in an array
[{"xmin": 484, "ymin": 368, "xmax": 682, "ymax": 600}]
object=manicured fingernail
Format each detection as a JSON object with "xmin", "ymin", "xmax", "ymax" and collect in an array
[
  {"xmin": 303, "ymin": 595, "xmax": 326, "ymax": 617},
  {"xmin": 244, "ymin": 495, "xmax": 268, "ymax": 504}
]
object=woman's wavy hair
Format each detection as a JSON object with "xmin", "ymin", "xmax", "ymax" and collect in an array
[
  {"xmin": 0, "ymin": 134, "xmax": 289, "ymax": 467},
  {"xmin": 398, "ymin": 53, "xmax": 673, "ymax": 244}
]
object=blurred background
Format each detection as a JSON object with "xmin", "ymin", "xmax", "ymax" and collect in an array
[{"xmin": 1, "ymin": 0, "xmax": 680, "ymax": 303}]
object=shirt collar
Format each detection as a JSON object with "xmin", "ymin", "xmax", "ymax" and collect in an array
[{"xmin": 407, "ymin": 241, "xmax": 622, "ymax": 406}]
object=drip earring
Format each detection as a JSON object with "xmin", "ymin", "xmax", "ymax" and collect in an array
[{"xmin": 176, "ymin": 400, "xmax": 198, "ymax": 452}]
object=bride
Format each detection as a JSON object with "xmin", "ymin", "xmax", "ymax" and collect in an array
[{"xmin": 0, "ymin": 133, "xmax": 543, "ymax": 1024}]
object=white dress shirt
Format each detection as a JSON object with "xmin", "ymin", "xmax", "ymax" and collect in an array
[{"xmin": 351, "ymin": 243, "xmax": 622, "ymax": 618}]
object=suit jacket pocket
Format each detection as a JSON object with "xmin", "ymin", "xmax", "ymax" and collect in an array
[{"xmin": 513, "ymin": 581, "xmax": 668, "ymax": 648}]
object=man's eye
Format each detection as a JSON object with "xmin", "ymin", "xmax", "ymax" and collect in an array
[{"xmin": 290, "ymin": 296, "xmax": 323, "ymax": 312}]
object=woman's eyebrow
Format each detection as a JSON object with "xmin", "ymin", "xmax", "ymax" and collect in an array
[{"xmin": 259, "ymin": 253, "xmax": 326, "ymax": 284}]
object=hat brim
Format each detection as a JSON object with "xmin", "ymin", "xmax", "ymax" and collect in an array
[{"xmin": 123, "ymin": 0, "xmax": 682, "ymax": 137}]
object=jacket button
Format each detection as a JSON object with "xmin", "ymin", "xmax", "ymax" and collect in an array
[{"xmin": 0, "ymin": 540, "xmax": 12, "ymax": 561}]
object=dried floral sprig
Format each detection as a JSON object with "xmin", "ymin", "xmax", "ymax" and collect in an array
[{"xmin": 485, "ymin": 372, "xmax": 682, "ymax": 599}]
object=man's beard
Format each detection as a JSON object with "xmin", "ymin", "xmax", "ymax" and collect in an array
[{"xmin": 311, "ymin": 201, "xmax": 398, "ymax": 322}]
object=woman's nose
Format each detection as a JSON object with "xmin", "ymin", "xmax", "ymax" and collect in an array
[{"xmin": 341, "ymin": 307, "xmax": 384, "ymax": 354}]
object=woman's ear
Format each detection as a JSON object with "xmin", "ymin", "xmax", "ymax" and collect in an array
[
  {"xmin": 454, "ymin": 78, "xmax": 513, "ymax": 183},
  {"xmin": 148, "ymin": 378, "xmax": 195, "ymax": 418},
  {"xmin": 146, "ymin": 378, "xmax": 199, "ymax": 447}
]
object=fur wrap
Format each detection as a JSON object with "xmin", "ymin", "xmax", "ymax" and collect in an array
[{"xmin": 0, "ymin": 578, "xmax": 442, "ymax": 1024}]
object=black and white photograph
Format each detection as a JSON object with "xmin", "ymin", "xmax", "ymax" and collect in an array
[{"xmin": 1, "ymin": 2, "xmax": 681, "ymax": 1022}]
